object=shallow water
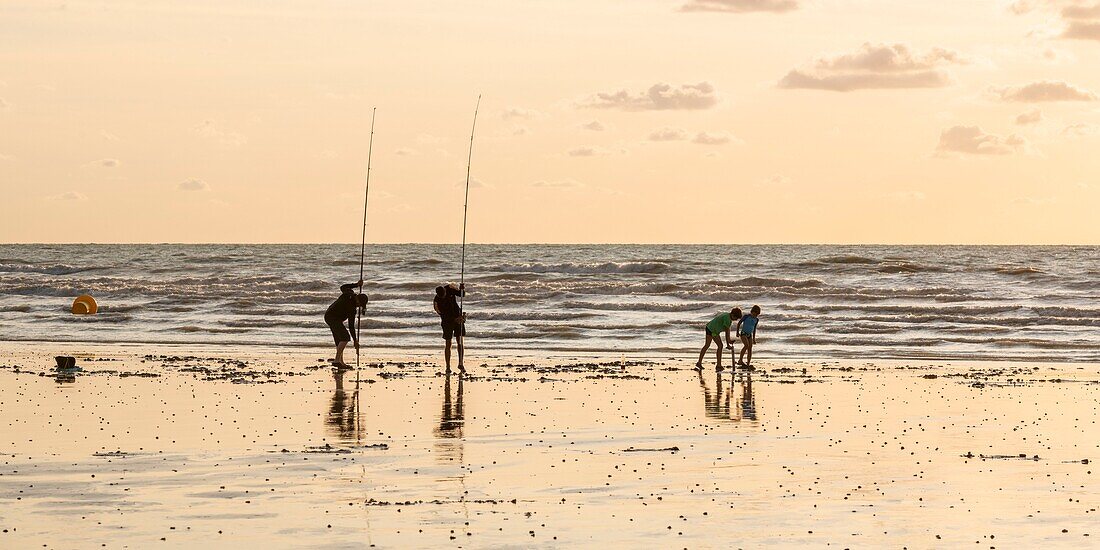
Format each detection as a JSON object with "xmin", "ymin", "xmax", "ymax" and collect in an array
[
  {"xmin": 1, "ymin": 244, "xmax": 1097, "ymax": 362},
  {"xmin": 1, "ymin": 344, "xmax": 1098, "ymax": 547}
]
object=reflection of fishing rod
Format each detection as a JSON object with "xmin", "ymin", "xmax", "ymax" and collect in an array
[{"xmin": 356, "ymin": 108, "xmax": 376, "ymax": 385}]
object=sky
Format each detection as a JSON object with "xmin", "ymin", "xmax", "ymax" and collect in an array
[{"xmin": 1, "ymin": 0, "xmax": 1098, "ymax": 244}]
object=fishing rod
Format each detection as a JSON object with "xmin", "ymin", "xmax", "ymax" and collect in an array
[
  {"xmin": 459, "ymin": 96, "xmax": 481, "ymax": 309},
  {"xmin": 356, "ymin": 107, "xmax": 376, "ymax": 379}
]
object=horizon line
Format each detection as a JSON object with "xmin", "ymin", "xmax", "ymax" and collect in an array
[{"xmin": 1, "ymin": 242, "xmax": 1097, "ymax": 247}]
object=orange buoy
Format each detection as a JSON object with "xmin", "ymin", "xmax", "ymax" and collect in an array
[{"xmin": 72, "ymin": 295, "xmax": 98, "ymax": 315}]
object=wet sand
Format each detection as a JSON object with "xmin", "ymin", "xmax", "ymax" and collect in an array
[{"xmin": 1, "ymin": 343, "xmax": 1098, "ymax": 548}]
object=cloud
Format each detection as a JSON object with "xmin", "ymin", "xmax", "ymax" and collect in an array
[
  {"xmin": 568, "ymin": 147, "xmax": 599, "ymax": 157},
  {"xmin": 416, "ymin": 134, "xmax": 445, "ymax": 145},
  {"xmin": 455, "ymin": 177, "xmax": 489, "ymax": 189},
  {"xmin": 1064, "ymin": 20, "xmax": 1100, "ymax": 40},
  {"xmin": 884, "ymin": 191, "xmax": 927, "ymax": 202},
  {"xmin": 394, "ymin": 148, "xmax": 415, "ymax": 156},
  {"xmin": 178, "ymin": 178, "xmax": 209, "ymax": 191},
  {"xmin": 648, "ymin": 127, "xmax": 689, "ymax": 141},
  {"xmin": 1016, "ymin": 110, "xmax": 1043, "ymax": 125},
  {"xmin": 936, "ymin": 126, "xmax": 1028, "ymax": 156},
  {"xmin": 1063, "ymin": 122, "xmax": 1100, "ymax": 137},
  {"xmin": 584, "ymin": 82, "xmax": 718, "ymax": 111},
  {"xmin": 692, "ymin": 131, "xmax": 737, "ymax": 145},
  {"xmin": 996, "ymin": 80, "xmax": 1096, "ymax": 102},
  {"xmin": 99, "ymin": 130, "xmax": 119, "ymax": 141},
  {"xmin": 581, "ymin": 120, "xmax": 606, "ymax": 131},
  {"xmin": 679, "ymin": 0, "xmax": 798, "ymax": 13},
  {"xmin": 502, "ymin": 107, "xmax": 540, "ymax": 120},
  {"xmin": 94, "ymin": 158, "xmax": 120, "ymax": 168},
  {"xmin": 1062, "ymin": 3, "xmax": 1100, "ymax": 19},
  {"xmin": 195, "ymin": 120, "xmax": 246, "ymax": 147},
  {"xmin": 779, "ymin": 43, "xmax": 964, "ymax": 92},
  {"xmin": 532, "ymin": 179, "xmax": 585, "ymax": 189},
  {"xmin": 52, "ymin": 191, "xmax": 88, "ymax": 201}
]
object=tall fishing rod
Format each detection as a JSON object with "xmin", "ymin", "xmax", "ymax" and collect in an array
[
  {"xmin": 356, "ymin": 107, "xmax": 376, "ymax": 377},
  {"xmin": 459, "ymin": 95, "xmax": 481, "ymax": 309}
]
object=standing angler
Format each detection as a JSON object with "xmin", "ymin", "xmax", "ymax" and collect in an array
[
  {"xmin": 325, "ymin": 279, "xmax": 367, "ymax": 369},
  {"xmin": 433, "ymin": 283, "xmax": 467, "ymax": 374}
]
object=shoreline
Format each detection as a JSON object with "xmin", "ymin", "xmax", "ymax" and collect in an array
[
  {"xmin": 2, "ymin": 341, "xmax": 1098, "ymax": 546},
  {"xmin": 8, "ymin": 337, "xmax": 1097, "ymax": 365}
]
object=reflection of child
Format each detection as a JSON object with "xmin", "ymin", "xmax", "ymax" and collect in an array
[
  {"xmin": 695, "ymin": 307, "xmax": 743, "ymax": 372},
  {"xmin": 736, "ymin": 305, "xmax": 761, "ymax": 367}
]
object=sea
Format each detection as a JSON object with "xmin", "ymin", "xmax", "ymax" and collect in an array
[{"xmin": 0, "ymin": 244, "xmax": 1097, "ymax": 362}]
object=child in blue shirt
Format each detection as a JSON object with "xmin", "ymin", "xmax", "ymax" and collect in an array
[{"xmin": 736, "ymin": 305, "xmax": 761, "ymax": 367}]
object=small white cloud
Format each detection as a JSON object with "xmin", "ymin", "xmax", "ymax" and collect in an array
[
  {"xmin": 1016, "ymin": 110, "xmax": 1043, "ymax": 125},
  {"xmin": 532, "ymin": 179, "xmax": 585, "ymax": 189},
  {"xmin": 455, "ymin": 177, "xmax": 489, "ymax": 189},
  {"xmin": 52, "ymin": 191, "xmax": 88, "ymax": 201},
  {"xmin": 195, "ymin": 120, "xmax": 247, "ymax": 147},
  {"xmin": 884, "ymin": 190, "xmax": 927, "ymax": 202},
  {"xmin": 996, "ymin": 81, "xmax": 1097, "ymax": 102},
  {"xmin": 568, "ymin": 147, "xmax": 599, "ymax": 157},
  {"xmin": 417, "ymin": 134, "xmax": 445, "ymax": 145},
  {"xmin": 936, "ymin": 125, "xmax": 1028, "ymax": 156},
  {"xmin": 502, "ymin": 107, "xmax": 541, "ymax": 120},
  {"xmin": 1064, "ymin": 20, "xmax": 1100, "ymax": 41},
  {"xmin": 648, "ymin": 127, "xmax": 689, "ymax": 141},
  {"xmin": 100, "ymin": 130, "xmax": 119, "ymax": 141},
  {"xmin": 581, "ymin": 120, "xmax": 606, "ymax": 131},
  {"xmin": 693, "ymin": 131, "xmax": 738, "ymax": 145},
  {"xmin": 680, "ymin": 0, "xmax": 799, "ymax": 13},
  {"xmin": 779, "ymin": 43, "xmax": 964, "ymax": 92},
  {"xmin": 1063, "ymin": 122, "xmax": 1100, "ymax": 137},
  {"xmin": 584, "ymin": 82, "xmax": 718, "ymax": 111},
  {"xmin": 178, "ymin": 178, "xmax": 209, "ymax": 191}
]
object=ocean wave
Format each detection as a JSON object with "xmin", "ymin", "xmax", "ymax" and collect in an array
[
  {"xmin": 171, "ymin": 325, "xmax": 254, "ymax": 334},
  {"xmin": 0, "ymin": 263, "xmax": 104, "ymax": 275},
  {"xmin": 730, "ymin": 276, "xmax": 825, "ymax": 289},
  {"xmin": 559, "ymin": 300, "xmax": 711, "ymax": 312},
  {"xmin": 492, "ymin": 261, "xmax": 672, "ymax": 275},
  {"xmin": 0, "ymin": 305, "xmax": 32, "ymax": 313},
  {"xmin": 994, "ymin": 266, "xmax": 1045, "ymax": 276},
  {"xmin": 801, "ymin": 255, "xmax": 877, "ymax": 265}
]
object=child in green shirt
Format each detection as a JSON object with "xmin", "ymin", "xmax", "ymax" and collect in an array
[{"xmin": 695, "ymin": 307, "xmax": 742, "ymax": 372}]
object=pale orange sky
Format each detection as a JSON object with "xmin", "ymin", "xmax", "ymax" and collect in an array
[{"xmin": 1, "ymin": 0, "xmax": 1098, "ymax": 244}]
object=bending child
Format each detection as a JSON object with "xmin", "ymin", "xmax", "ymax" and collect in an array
[
  {"xmin": 696, "ymin": 307, "xmax": 742, "ymax": 372},
  {"xmin": 736, "ymin": 305, "xmax": 761, "ymax": 367}
]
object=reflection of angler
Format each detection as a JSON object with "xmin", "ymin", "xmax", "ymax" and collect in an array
[
  {"xmin": 327, "ymin": 369, "xmax": 361, "ymax": 441},
  {"xmin": 737, "ymin": 373, "xmax": 757, "ymax": 421},
  {"xmin": 437, "ymin": 375, "xmax": 465, "ymax": 438}
]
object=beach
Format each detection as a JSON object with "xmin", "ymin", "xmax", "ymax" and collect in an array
[{"xmin": 2, "ymin": 342, "xmax": 1098, "ymax": 548}]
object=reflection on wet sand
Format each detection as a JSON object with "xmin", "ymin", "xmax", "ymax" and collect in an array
[
  {"xmin": 699, "ymin": 370, "xmax": 757, "ymax": 422},
  {"xmin": 327, "ymin": 369, "xmax": 362, "ymax": 442},
  {"xmin": 434, "ymin": 374, "xmax": 465, "ymax": 463}
]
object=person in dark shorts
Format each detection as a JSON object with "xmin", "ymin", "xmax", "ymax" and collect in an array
[
  {"xmin": 433, "ymin": 283, "xmax": 467, "ymax": 373},
  {"xmin": 325, "ymin": 279, "xmax": 367, "ymax": 369},
  {"xmin": 696, "ymin": 307, "xmax": 742, "ymax": 372}
]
